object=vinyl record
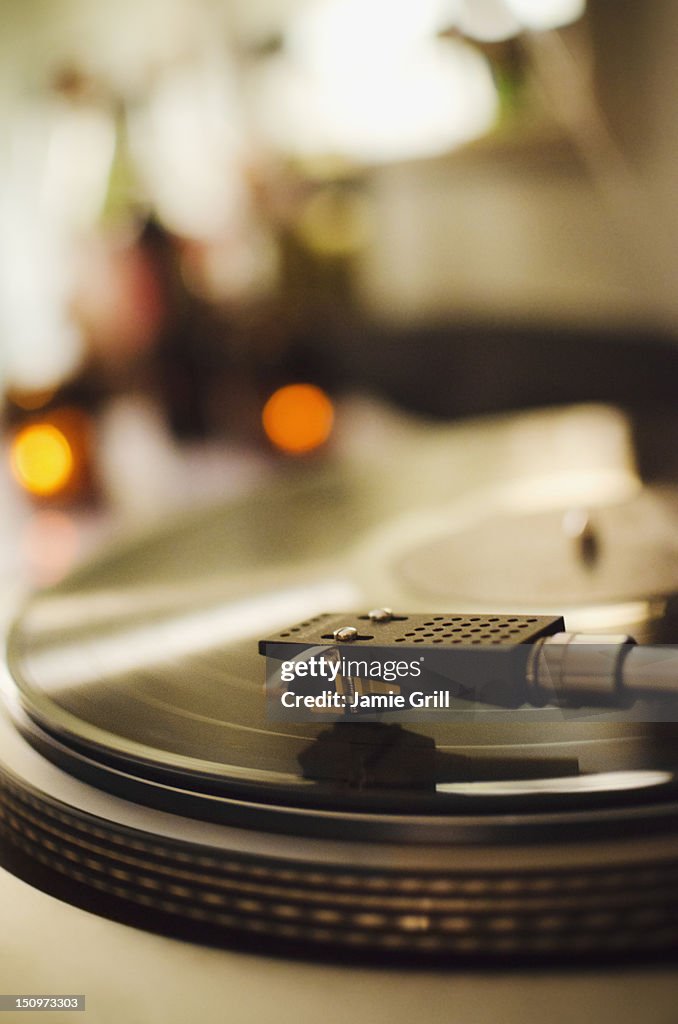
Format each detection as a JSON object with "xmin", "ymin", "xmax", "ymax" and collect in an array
[{"xmin": 5, "ymin": 402, "xmax": 678, "ymax": 827}]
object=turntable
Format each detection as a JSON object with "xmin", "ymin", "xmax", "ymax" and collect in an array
[{"xmin": 4, "ymin": 400, "xmax": 678, "ymax": 1021}]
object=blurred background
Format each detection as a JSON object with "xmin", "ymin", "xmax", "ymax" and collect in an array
[{"xmin": 1, "ymin": 0, "xmax": 678, "ymax": 603}]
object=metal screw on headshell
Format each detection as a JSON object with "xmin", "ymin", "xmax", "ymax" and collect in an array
[
  {"xmin": 333, "ymin": 626, "xmax": 358, "ymax": 642},
  {"xmin": 368, "ymin": 608, "xmax": 394, "ymax": 623}
]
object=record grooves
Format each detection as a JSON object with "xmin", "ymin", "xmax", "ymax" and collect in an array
[{"xmin": 11, "ymin": 706, "xmax": 678, "ymax": 844}]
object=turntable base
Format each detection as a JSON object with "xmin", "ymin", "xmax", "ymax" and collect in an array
[{"xmin": 2, "ymin": 866, "xmax": 678, "ymax": 1024}]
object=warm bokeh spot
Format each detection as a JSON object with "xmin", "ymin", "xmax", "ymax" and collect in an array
[
  {"xmin": 262, "ymin": 383, "xmax": 334, "ymax": 454},
  {"xmin": 10, "ymin": 423, "xmax": 75, "ymax": 497}
]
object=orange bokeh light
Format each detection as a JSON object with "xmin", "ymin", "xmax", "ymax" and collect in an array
[
  {"xmin": 10, "ymin": 423, "xmax": 75, "ymax": 497},
  {"xmin": 262, "ymin": 383, "xmax": 334, "ymax": 454}
]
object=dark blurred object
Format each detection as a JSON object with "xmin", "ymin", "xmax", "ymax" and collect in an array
[{"xmin": 348, "ymin": 324, "xmax": 678, "ymax": 418}]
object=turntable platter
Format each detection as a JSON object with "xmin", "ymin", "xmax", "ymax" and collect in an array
[{"xmin": 6, "ymin": 402, "xmax": 678, "ymax": 960}]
